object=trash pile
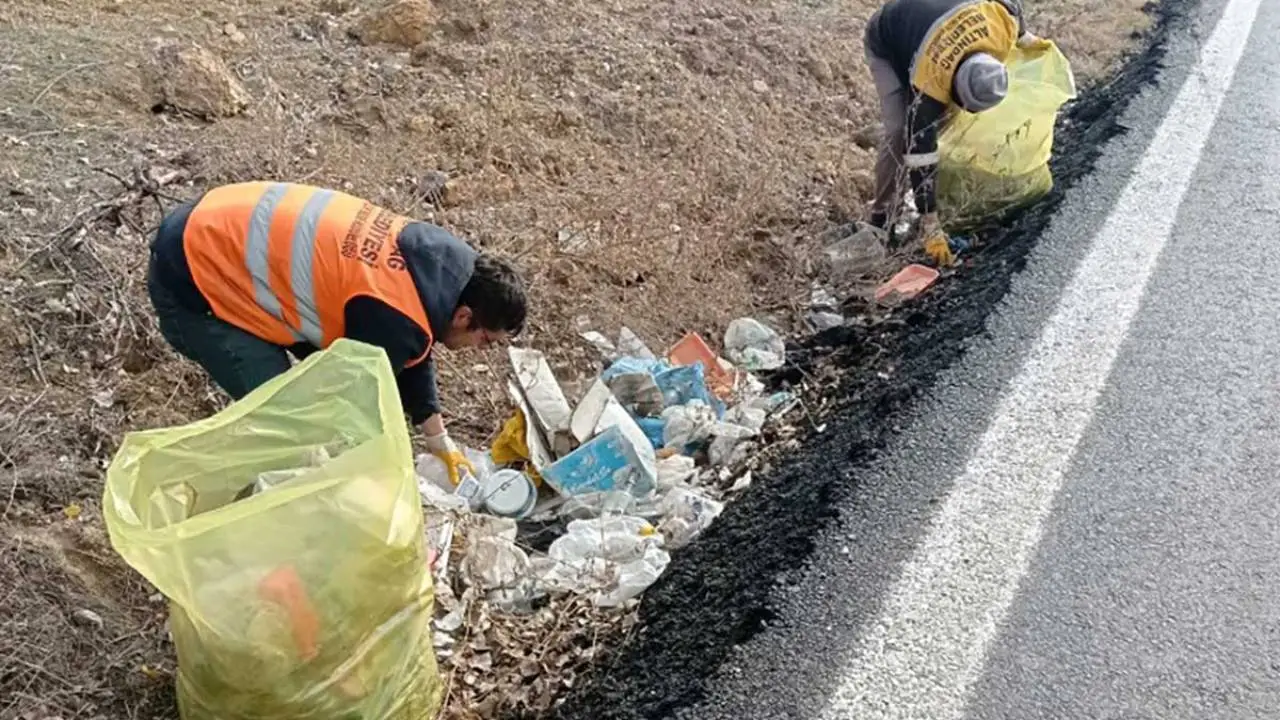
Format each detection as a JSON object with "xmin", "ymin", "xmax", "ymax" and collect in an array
[{"xmin": 417, "ymin": 321, "xmax": 802, "ymax": 666}]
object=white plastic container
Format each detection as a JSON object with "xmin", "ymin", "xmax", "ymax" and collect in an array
[{"xmin": 482, "ymin": 469, "xmax": 538, "ymax": 519}]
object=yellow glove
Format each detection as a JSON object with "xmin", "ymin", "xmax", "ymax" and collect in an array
[
  {"xmin": 424, "ymin": 430, "xmax": 476, "ymax": 487},
  {"xmin": 1017, "ymin": 33, "xmax": 1053, "ymax": 51},
  {"xmin": 920, "ymin": 213, "xmax": 955, "ymax": 267},
  {"xmin": 924, "ymin": 234, "xmax": 955, "ymax": 266}
]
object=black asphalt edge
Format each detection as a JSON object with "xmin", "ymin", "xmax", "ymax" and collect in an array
[{"xmin": 536, "ymin": 2, "xmax": 1197, "ymax": 718}]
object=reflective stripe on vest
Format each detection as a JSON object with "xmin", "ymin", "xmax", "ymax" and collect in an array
[
  {"xmin": 241, "ymin": 184, "xmax": 335, "ymax": 346},
  {"xmin": 184, "ymin": 182, "xmax": 434, "ymax": 357},
  {"xmin": 245, "ymin": 183, "xmax": 304, "ymax": 342}
]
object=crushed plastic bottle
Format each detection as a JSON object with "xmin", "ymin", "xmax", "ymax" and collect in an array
[
  {"xmin": 723, "ymin": 318, "xmax": 786, "ymax": 371},
  {"xmin": 557, "ymin": 490, "xmax": 639, "ymax": 520}
]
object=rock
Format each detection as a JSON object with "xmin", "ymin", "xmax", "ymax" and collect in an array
[
  {"xmin": 292, "ymin": 22, "xmax": 316, "ymax": 42},
  {"xmin": 849, "ymin": 169, "xmax": 875, "ymax": 197},
  {"xmin": 73, "ymin": 608, "xmax": 104, "ymax": 628},
  {"xmin": 803, "ymin": 53, "xmax": 834, "ymax": 83},
  {"xmin": 751, "ymin": 79, "xmax": 770, "ymax": 94},
  {"xmin": 146, "ymin": 41, "xmax": 249, "ymax": 119},
  {"xmin": 307, "ymin": 14, "xmax": 340, "ymax": 41},
  {"xmin": 852, "ymin": 123, "xmax": 881, "ymax": 150},
  {"xmin": 442, "ymin": 10, "xmax": 492, "ymax": 39},
  {"xmin": 556, "ymin": 105, "xmax": 585, "ymax": 128},
  {"xmin": 318, "ymin": 0, "xmax": 355, "ymax": 13},
  {"xmin": 808, "ymin": 311, "xmax": 845, "ymax": 332},
  {"xmin": 222, "ymin": 22, "xmax": 246, "ymax": 44},
  {"xmin": 679, "ymin": 43, "xmax": 723, "ymax": 76},
  {"xmin": 356, "ymin": 0, "xmax": 437, "ymax": 48}
]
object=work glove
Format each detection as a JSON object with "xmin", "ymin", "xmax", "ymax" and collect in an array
[
  {"xmin": 919, "ymin": 213, "xmax": 955, "ymax": 267},
  {"xmin": 424, "ymin": 430, "xmax": 476, "ymax": 487}
]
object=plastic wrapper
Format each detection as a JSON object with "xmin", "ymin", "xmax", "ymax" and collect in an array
[
  {"xmin": 656, "ymin": 454, "xmax": 697, "ymax": 491},
  {"xmin": 102, "ymin": 339, "xmax": 441, "ymax": 720},
  {"xmin": 724, "ymin": 318, "xmax": 786, "ymax": 371},
  {"xmin": 541, "ymin": 517, "xmax": 671, "ymax": 606},
  {"xmin": 661, "ymin": 401, "xmax": 719, "ymax": 451},
  {"xmin": 658, "ymin": 487, "xmax": 725, "ymax": 549},
  {"xmin": 937, "ymin": 41, "xmax": 1078, "ymax": 225}
]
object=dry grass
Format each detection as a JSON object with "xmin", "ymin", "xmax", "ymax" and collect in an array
[
  {"xmin": 1026, "ymin": 0, "xmax": 1155, "ymax": 80},
  {"xmin": 0, "ymin": 0, "xmax": 1150, "ymax": 717}
]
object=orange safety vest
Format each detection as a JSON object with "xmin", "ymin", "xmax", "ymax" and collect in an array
[{"xmin": 184, "ymin": 181, "xmax": 434, "ymax": 366}]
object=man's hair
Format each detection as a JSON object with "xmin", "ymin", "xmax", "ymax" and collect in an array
[{"xmin": 459, "ymin": 254, "xmax": 527, "ymax": 336}]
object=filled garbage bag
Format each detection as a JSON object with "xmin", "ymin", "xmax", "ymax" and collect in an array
[
  {"xmin": 937, "ymin": 40, "xmax": 1077, "ymax": 225},
  {"xmin": 103, "ymin": 338, "xmax": 441, "ymax": 720}
]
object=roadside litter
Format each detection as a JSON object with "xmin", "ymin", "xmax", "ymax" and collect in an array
[
  {"xmin": 101, "ymin": 322, "xmax": 797, "ymax": 715},
  {"xmin": 418, "ymin": 319, "xmax": 798, "ymax": 636},
  {"xmin": 875, "ymin": 263, "xmax": 940, "ymax": 304}
]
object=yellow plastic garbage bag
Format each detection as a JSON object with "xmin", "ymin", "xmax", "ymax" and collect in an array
[
  {"xmin": 937, "ymin": 40, "xmax": 1078, "ymax": 226},
  {"xmin": 102, "ymin": 338, "xmax": 442, "ymax": 720}
]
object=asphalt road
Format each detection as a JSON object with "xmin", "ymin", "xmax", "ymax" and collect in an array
[{"xmin": 677, "ymin": 0, "xmax": 1280, "ymax": 717}]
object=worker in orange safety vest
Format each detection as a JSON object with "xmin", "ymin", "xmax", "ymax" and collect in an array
[{"xmin": 147, "ymin": 181, "xmax": 528, "ymax": 485}]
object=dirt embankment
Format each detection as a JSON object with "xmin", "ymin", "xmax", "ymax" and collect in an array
[{"xmin": 0, "ymin": 0, "xmax": 1152, "ymax": 718}]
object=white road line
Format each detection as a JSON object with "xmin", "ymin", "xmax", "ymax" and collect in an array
[{"xmin": 821, "ymin": 0, "xmax": 1264, "ymax": 717}]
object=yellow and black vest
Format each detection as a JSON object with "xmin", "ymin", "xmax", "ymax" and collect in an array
[{"xmin": 867, "ymin": 0, "xmax": 1023, "ymax": 105}]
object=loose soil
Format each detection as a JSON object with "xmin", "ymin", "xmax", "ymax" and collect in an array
[{"xmin": 0, "ymin": 0, "xmax": 1153, "ymax": 718}]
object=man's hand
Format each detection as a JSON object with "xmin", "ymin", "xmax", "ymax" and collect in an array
[
  {"xmin": 424, "ymin": 429, "xmax": 476, "ymax": 487},
  {"xmin": 919, "ymin": 212, "xmax": 955, "ymax": 267}
]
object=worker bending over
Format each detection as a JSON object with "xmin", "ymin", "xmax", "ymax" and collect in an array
[
  {"xmin": 148, "ymin": 181, "xmax": 527, "ymax": 485},
  {"xmin": 863, "ymin": 0, "xmax": 1045, "ymax": 265}
]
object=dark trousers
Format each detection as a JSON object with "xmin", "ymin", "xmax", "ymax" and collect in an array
[
  {"xmin": 147, "ymin": 250, "xmax": 295, "ymax": 400},
  {"xmin": 865, "ymin": 38, "xmax": 910, "ymax": 226}
]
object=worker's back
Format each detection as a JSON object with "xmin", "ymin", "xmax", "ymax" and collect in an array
[
  {"xmin": 183, "ymin": 182, "xmax": 430, "ymax": 349},
  {"xmin": 867, "ymin": 0, "xmax": 1023, "ymax": 86}
]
